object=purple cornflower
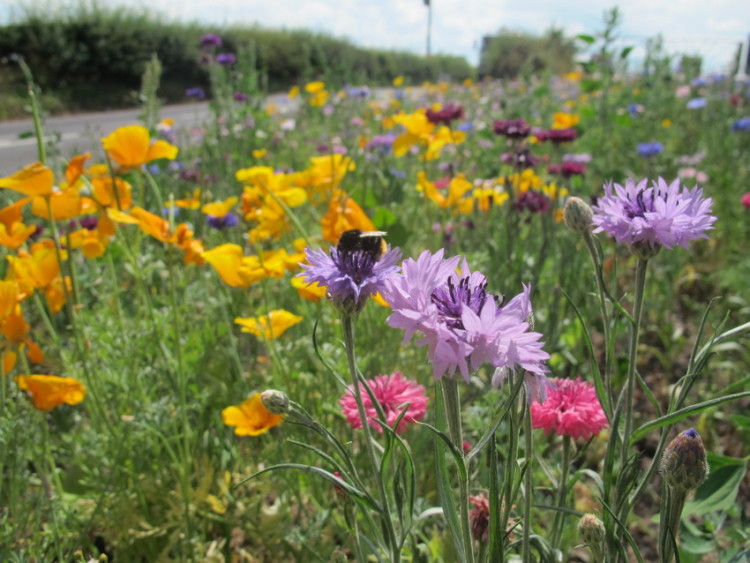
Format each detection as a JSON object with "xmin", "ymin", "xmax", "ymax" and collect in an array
[
  {"xmin": 367, "ymin": 134, "xmax": 396, "ymax": 153},
  {"xmin": 201, "ymin": 34, "xmax": 223, "ymax": 49},
  {"xmin": 591, "ymin": 178, "xmax": 717, "ymax": 252},
  {"xmin": 732, "ymin": 117, "xmax": 750, "ymax": 132},
  {"xmin": 186, "ymin": 87, "xmax": 206, "ymax": 100},
  {"xmin": 233, "ymin": 92, "xmax": 249, "ymax": 102},
  {"xmin": 514, "ymin": 191, "xmax": 550, "ymax": 215},
  {"xmin": 216, "ymin": 53, "xmax": 237, "ymax": 66},
  {"xmin": 686, "ymin": 97, "xmax": 707, "ymax": 109},
  {"xmin": 206, "ymin": 212, "xmax": 239, "ymax": 230},
  {"xmin": 426, "ymin": 104, "xmax": 465, "ymax": 126},
  {"xmin": 346, "ymin": 86, "xmax": 371, "ymax": 98},
  {"xmin": 535, "ymin": 128, "xmax": 577, "ymax": 143},
  {"xmin": 493, "ymin": 119, "xmax": 531, "ymax": 139},
  {"xmin": 548, "ymin": 161, "xmax": 587, "ymax": 178},
  {"xmin": 299, "ymin": 243, "xmax": 402, "ymax": 315},
  {"xmin": 381, "ymin": 250, "xmax": 550, "ymax": 399},
  {"xmin": 637, "ymin": 141, "xmax": 664, "ymax": 157}
]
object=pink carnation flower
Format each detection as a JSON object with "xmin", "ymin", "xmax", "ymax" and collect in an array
[
  {"xmin": 531, "ymin": 378, "xmax": 608, "ymax": 440},
  {"xmin": 339, "ymin": 372, "xmax": 428, "ymax": 434}
]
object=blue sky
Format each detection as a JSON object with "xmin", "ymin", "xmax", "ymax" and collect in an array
[{"xmin": 5, "ymin": 0, "xmax": 750, "ymax": 71}]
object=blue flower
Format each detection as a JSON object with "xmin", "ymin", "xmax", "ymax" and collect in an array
[
  {"xmin": 732, "ymin": 117, "xmax": 750, "ymax": 132},
  {"xmin": 637, "ymin": 141, "xmax": 664, "ymax": 157},
  {"xmin": 686, "ymin": 97, "xmax": 707, "ymax": 109}
]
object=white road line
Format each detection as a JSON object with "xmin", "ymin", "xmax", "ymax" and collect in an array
[{"xmin": 0, "ymin": 131, "xmax": 82, "ymax": 149}]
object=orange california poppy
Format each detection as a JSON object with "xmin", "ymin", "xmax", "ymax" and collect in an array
[
  {"xmin": 15, "ymin": 374, "xmax": 86, "ymax": 411},
  {"xmin": 0, "ymin": 163, "xmax": 54, "ymax": 197},
  {"xmin": 101, "ymin": 125, "xmax": 178, "ymax": 169},
  {"xmin": 320, "ymin": 190, "xmax": 376, "ymax": 243},
  {"xmin": 234, "ymin": 310, "xmax": 303, "ymax": 340},
  {"xmin": 221, "ymin": 393, "xmax": 283, "ymax": 436}
]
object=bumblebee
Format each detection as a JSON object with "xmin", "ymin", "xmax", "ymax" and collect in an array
[{"xmin": 337, "ymin": 229, "xmax": 388, "ymax": 261}]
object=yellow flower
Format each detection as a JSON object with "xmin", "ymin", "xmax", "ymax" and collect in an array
[
  {"xmin": 291, "ymin": 276, "xmax": 327, "ymax": 302},
  {"xmin": 552, "ymin": 112, "xmax": 580, "ymax": 129},
  {"xmin": 265, "ymin": 103, "xmax": 278, "ymax": 116},
  {"xmin": 417, "ymin": 173, "xmax": 473, "ymax": 214},
  {"xmin": 91, "ymin": 177, "xmax": 133, "ymax": 210},
  {"xmin": 393, "ymin": 76, "xmax": 404, "ymax": 87},
  {"xmin": 15, "ymin": 374, "xmax": 86, "ymax": 412},
  {"xmin": 64, "ymin": 153, "xmax": 91, "ymax": 185},
  {"xmin": 222, "ymin": 393, "xmax": 283, "ymax": 436},
  {"xmin": 0, "ymin": 281, "xmax": 22, "ymax": 322},
  {"xmin": 102, "ymin": 125, "xmax": 178, "ymax": 169},
  {"xmin": 566, "ymin": 71, "xmax": 583, "ymax": 82},
  {"xmin": 0, "ymin": 163, "xmax": 54, "ymax": 197},
  {"xmin": 202, "ymin": 244, "xmax": 267, "ymax": 288},
  {"xmin": 234, "ymin": 310, "xmax": 303, "ymax": 339},
  {"xmin": 288, "ymin": 85, "xmax": 300, "ymax": 99},
  {"xmin": 662, "ymin": 119, "xmax": 672, "ymax": 128},
  {"xmin": 309, "ymin": 90, "xmax": 329, "ymax": 107},
  {"xmin": 202, "ymin": 196, "xmax": 238, "ymax": 218},
  {"xmin": 7, "ymin": 239, "xmax": 61, "ymax": 290},
  {"xmin": 321, "ymin": 190, "xmax": 376, "ymax": 243},
  {"xmin": 31, "ymin": 187, "xmax": 83, "ymax": 220},
  {"xmin": 305, "ymin": 81, "xmax": 326, "ymax": 94},
  {"xmin": 252, "ymin": 149, "xmax": 267, "ymax": 159},
  {"xmin": 0, "ymin": 221, "xmax": 37, "ymax": 249},
  {"xmin": 170, "ymin": 188, "xmax": 202, "ymax": 210}
]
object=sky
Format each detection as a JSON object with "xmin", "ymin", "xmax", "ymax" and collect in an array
[{"xmin": 4, "ymin": 0, "xmax": 750, "ymax": 72}]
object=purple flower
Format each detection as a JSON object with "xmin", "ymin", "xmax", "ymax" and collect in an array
[
  {"xmin": 299, "ymin": 243, "xmax": 402, "ymax": 315},
  {"xmin": 591, "ymin": 178, "xmax": 717, "ymax": 251},
  {"xmin": 216, "ymin": 53, "xmax": 237, "ymax": 66},
  {"xmin": 206, "ymin": 212, "xmax": 239, "ymax": 230},
  {"xmin": 732, "ymin": 117, "xmax": 750, "ymax": 132},
  {"xmin": 514, "ymin": 191, "xmax": 550, "ymax": 215},
  {"xmin": 548, "ymin": 161, "xmax": 587, "ymax": 178},
  {"xmin": 500, "ymin": 148, "xmax": 538, "ymax": 169},
  {"xmin": 493, "ymin": 119, "xmax": 531, "ymax": 139},
  {"xmin": 233, "ymin": 92, "xmax": 249, "ymax": 102},
  {"xmin": 426, "ymin": 104, "xmax": 465, "ymax": 126},
  {"xmin": 535, "ymin": 128, "xmax": 577, "ymax": 143},
  {"xmin": 637, "ymin": 141, "xmax": 664, "ymax": 157},
  {"xmin": 686, "ymin": 97, "xmax": 707, "ymax": 109},
  {"xmin": 367, "ymin": 134, "xmax": 396, "ymax": 153},
  {"xmin": 346, "ymin": 86, "xmax": 371, "ymax": 98},
  {"xmin": 186, "ymin": 87, "xmax": 206, "ymax": 100},
  {"xmin": 381, "ymin": 250, "xmax": 550, "ymax": 399},
  {"xmin": 201, "ymin": 34, "xmax": 223, "ymax": 49}
]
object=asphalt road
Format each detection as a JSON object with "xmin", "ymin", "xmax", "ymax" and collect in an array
[{"xmin": 0, "ymin": 102, "xmax": 214, "ymax": 176}]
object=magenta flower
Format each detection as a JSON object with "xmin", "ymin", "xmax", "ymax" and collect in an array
[
  {"xmin": 531, "ymin": 378, "xmax": 608, "ymax": 440},
  {"xmin": 299, "ymin": 244, "xmax": 401, "ymax": 315},
  {"xmin": 591, "ymin": 178, "xmax": 716, "ymax": 251},
  {"xmin": 382, "ymin": 250, "xmax": 550, "ymax": 400},
  {"xmin": 493, "ymin": 119, "xmax": 531, "ymax": 139},
  {"xmin": 339, "ymin": 372, "xmax": 428, "ymax": 434}
]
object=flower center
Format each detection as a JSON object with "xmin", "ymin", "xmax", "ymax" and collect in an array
[
  {"xmin": 333, "ymin": 248, "xmax": 377, "ymax": 285},
  {"xmin": 624, "ymin": 189, "xmax": 657, "ymax": 219},
  {"xmin": 431, "ymin": 276, "xmax": 491, "ymax": 330}
]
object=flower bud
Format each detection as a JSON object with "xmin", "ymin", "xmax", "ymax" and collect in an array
[
  {"xmin": 632, "ymin": 240, "xmax": 662, "ymax": 260},
  {"xmin": 563, "ymin": 197, "xmax": 594, "ymax": 233},
  {"xmin": 260, "ymin": 389, "xmax": 290, "ymax": 415},
  {"xmin": 578, "ymin": 513, "xmax": 605, "ymax": 554},
  {"xmin": 661, "ymin": 428, "xmax": 708, "ymax": 492}
]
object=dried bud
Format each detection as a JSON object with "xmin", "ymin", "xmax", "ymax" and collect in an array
[
  {"xmin": 469, "ymin": 494, "xmax": 490, "ymax": 543},
  {"xmin": 563, "ymin": 197, "xmax": 594, "ymax": 233},
  {"xmin": 260, "ymin": 389, "xmax": 290, "ymax": 415},
  {"xmin": 578, "ymin": 513, "xmax": 605, "ymax": 555},
  {"xmin": 661, "ymin": 428, "xmax": 708, "ymax": 492}
]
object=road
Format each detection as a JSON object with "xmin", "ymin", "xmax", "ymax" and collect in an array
[{"xmin": 0, "ymin": 102, "xmax": 213, "ymax": 176}]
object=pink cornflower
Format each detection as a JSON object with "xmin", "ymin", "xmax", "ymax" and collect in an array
[
  {"xmin": 742, "ymin": 193, "xmax": 750, "ymax": 209},
  {"xmin": 531, "ymin": 378, "xmax": 607, "ymax": 440},
  {"xmin": 339, "ymin": 372, "xmax": 428, "ymax": 434}
]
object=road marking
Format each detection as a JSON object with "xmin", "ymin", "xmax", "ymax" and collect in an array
[{"xmin": 0, "ymin": 131, "xmax": 82, "ymax": 149}]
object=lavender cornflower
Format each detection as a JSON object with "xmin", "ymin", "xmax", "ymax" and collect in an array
[
  {"xmin": 591, "ymin": 178, "xmax": 717, "ymax": 253},
  {"xmin": 299, "ymin": 240, "xmax": 402, "ymax": 316},
  {"xmin": 637, "ymin": 141, "xmax": 664, "ymax": 157},
  {"xmin": 732, "ymin": 117, "xmax": 750, "ymax": 132},
  {"xmin": 382, "ymin": 250, "xmax": 550, "ymax": 399},
  {"xmin": 216, "ymin": 53, "xmax": 237, "ymax": 66},
  {"xmin": 233, "ymin": 92, "xmax": 249, "ymax": 102},
  {"xmin": 201, "ymin": 34, "xmax": 223, "ymax": 49},
  {"xmin": 686, "ymin": 97, "xmax": 707, "ymax": 109},
  {"xmin": 186, "ymin": 87, "xmax": 206, "ymax": 100}
]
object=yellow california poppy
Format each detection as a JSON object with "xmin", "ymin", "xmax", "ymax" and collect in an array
[
  {"xmin": 0, "ymin": 163, "xmax": 54, "ymax": 197},
  {"xmin": 101, "ymin": 125, "xmax": 178, "ymax": 169},
  {"xmin": 291, "ymin": 276, "xmax": 327, "ymax": 302},
  {"xmin": 234, "ymin": 310, "xmax": 303, "ymax": 340},
  {"xmin": 221, "ymin": 393, "xmax": 283, "ymax": 436},
  {"xmin": 320, "ymin": 190, "xmax": 376, "ymax": 243},
  {"xmin": 15, "ymin": 374, "xmax": 86, "ymax": 412}
]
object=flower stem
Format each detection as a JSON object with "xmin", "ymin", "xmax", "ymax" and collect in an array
[
  {"xmin": 441, "ymin": 377, "xmax": 475, "ymax": 563},
  {"xmin": 341, "ymin": 314, "xmax": 399, "ymax": 561},
  {"xmin": 521, "ymin": 392, "xmax": 533, "ymax": 563},
  {"xmin": 659, "ymin": 484, "xmax": 686, "ymax": 563},
  {"xmin": 550, "ymin": 435, "xmax": 572, "ymax": 548},
  {"xmin": 582, "ymin": 231, "xmax": 612, "ymax": 401}
]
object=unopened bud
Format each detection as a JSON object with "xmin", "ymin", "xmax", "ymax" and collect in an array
[
  {"xmin": 563, "ymin": 197, "xmax": 594, "ymax": 233},
  {"xmin": 661, "ymin": 428, "xmax": 708, "ymax": 492},
  {"xmin": 632, "ymin": 240, "xmax": 661, "ymax": 260},
  {"xmin": 578, "ymin": 513, "xmax": 605, "ymax": 554},
  {"xmin": 260, "ymin": 389, "xmax": 290, "ymax": 415}
]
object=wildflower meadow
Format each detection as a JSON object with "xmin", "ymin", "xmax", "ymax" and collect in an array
[{"xmin": 2, "ymin": 22, "xmax": 750, "ymax": 563}]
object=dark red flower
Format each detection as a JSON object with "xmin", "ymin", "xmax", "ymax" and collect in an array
[
  {"xmin": 426, "ymin": 104, "xmax": 465, "ymax": 126},
  {"xmin": 493, "ymin": 119, "xmax": 531, "ymax": 139}
]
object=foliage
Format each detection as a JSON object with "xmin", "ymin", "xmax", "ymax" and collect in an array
[{"xmin": 478, "ymin": 27, "xmax": 577, "ymax": 78}]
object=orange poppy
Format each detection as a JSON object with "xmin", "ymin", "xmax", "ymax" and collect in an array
[
  {"xmin": 0, "ymin": 162, "xmax": 54, "ymax": 197},
  {"xmin": 15, "ymin": 374, "xmax": 86, "ymax": 411},
  {"xmin": 221, "ymin": 393, "xmax": 283, "ymax": 436},
  {"xmin": 102, "ymin": 125, "xmax": 178, "ymax": 169}
]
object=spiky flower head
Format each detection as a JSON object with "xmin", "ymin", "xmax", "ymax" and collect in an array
[
  {"xmin": 591, "ymin": 178, "xmax": 716, "ymax": 256},
  {"xmin": 661, "ymin": 428, "xmax": 708, "ymax": 492}
]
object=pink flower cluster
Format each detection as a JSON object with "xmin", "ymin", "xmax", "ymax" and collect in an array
[
  {"xmin": 531, "ymin": 378, "xmax": 608, "ymax": 440},
  {"xmin": 339, "ymin": 372, "xmax": 428, "ymax": 434}
]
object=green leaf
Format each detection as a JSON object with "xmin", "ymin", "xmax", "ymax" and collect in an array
[
  {"xmin": 372, "ymin": 206, "xmax": 396, "ymax": 229},
  {"xmin": 631, "ymin": 392, "xmax": 750, "ymax": 442},
  {"xmin": 620, "ymin": 46, "xmax": 634, "ymax": 59},
  {"xmin": 576, "ymin": 34, "xmax": 596, "ymax": 44},
  {"xmin": 683, "ymin": 457, "xmax": 747, "ymax": 516}
]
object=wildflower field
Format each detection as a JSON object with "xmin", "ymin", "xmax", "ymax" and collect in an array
[{"xmin": 2, "ymin": 30, "xmax": 750, "ymax": 563}]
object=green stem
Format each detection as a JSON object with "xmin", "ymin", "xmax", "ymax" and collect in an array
[
  {"xmin": 500, "ymin": 377, "xmax": 521, "ymax": 563},
  {"xmin": 39, "ymin": 412, "xmax": 65, "ymax": 561},
  {"xmin": 16, "ymin": 59, "xmax": 47, "ymax": 164},
  {"xmin": 659, "ymin": 485, "xmax": 686, "ymax": 563},
  {"xmin": 341, "ymin": 315, "xmax": 399, "ymax": 561},
  {"xmin": 441, "ymin": 377, "xmax": 475, "ymax": 563},
  {"xmin": 582, "ymin": 231, "xmax": 612, "ymax": 400},
  {"xmin": 550, "ymin": 435, "xmax": 572, "ymax": 548},
  {"xmin": 621, "ymin": 258, "xmax": 648, "ymax": 466},
  {"xmin": 521, "ymin": 392, "xmax": 533, "ymax": 563}
]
